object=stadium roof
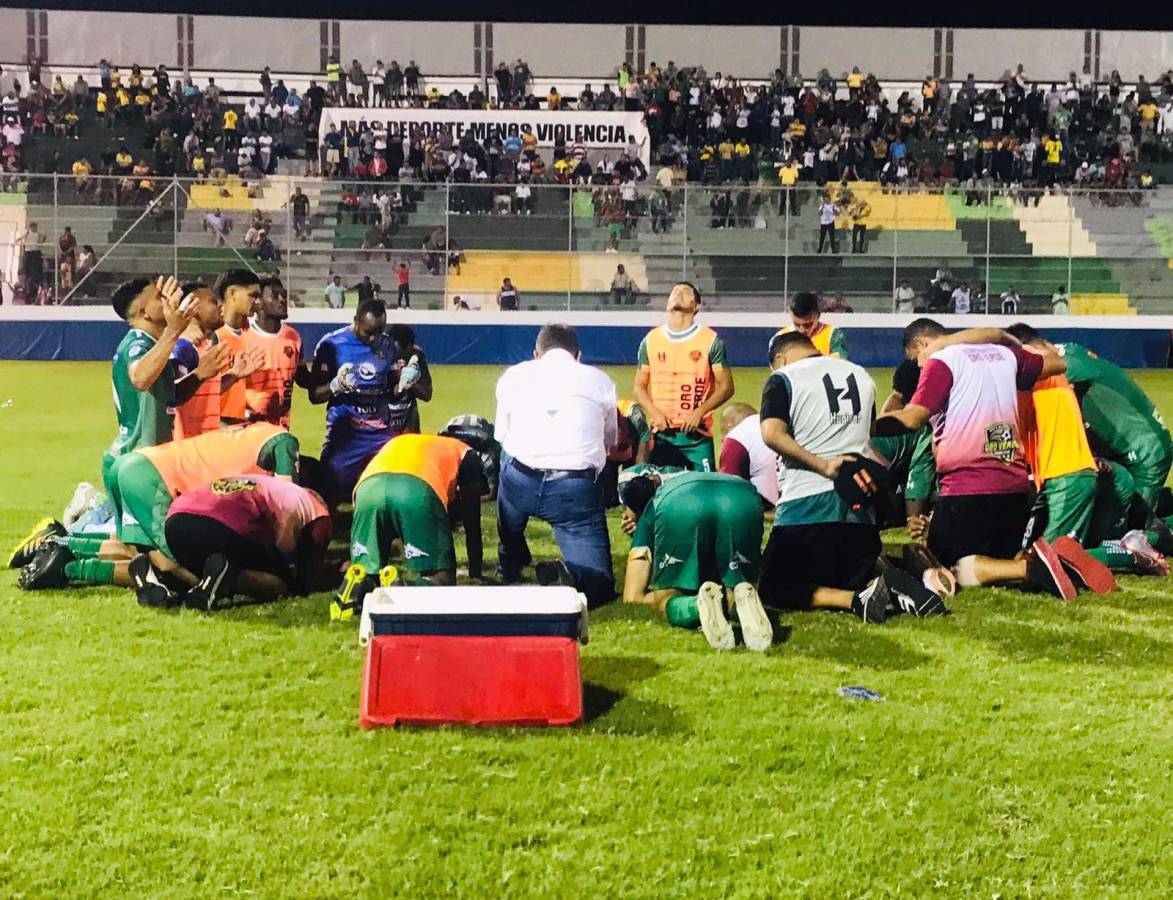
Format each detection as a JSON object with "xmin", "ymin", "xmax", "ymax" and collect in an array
[{"xmin": 1, "ymin": 1, "xmax": 1164, "ymax": 31}]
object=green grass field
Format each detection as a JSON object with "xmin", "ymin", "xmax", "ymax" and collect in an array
[{"xmin": 1, "ymin": 362, "xmax": 1171, "ymax": 897}]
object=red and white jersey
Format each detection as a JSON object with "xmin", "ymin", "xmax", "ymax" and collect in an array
[
  {"xmin": 719, "ymin": 413, "xmax": 779, "ymax": 505},
  {"xmin": 910, "ymin": 343, "xmax": 1043, "ymax": 496}
]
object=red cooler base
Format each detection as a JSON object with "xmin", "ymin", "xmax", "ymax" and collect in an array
[{"xmin": 360, "ymin": 635, "xmax": 583, "ymax": 728}]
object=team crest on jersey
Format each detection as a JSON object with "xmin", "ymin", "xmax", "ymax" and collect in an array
[
  {"xmin": 211, "ymin": 477, "xmax": 258, "ymax": 495},
  {"xmin": 689, "ymin": 350, "xmax": 702, "ymax": 362},
  {"xmin": 357, "ymin": 362, "xmax": 377, "ymax": 381},
  {"xmin": 983, "ymin": 423, "xmax": 1017, "ymax": 463},
  {"xmin": 283, "ymin": 346, "xmax": 295, "ymax": 358}
]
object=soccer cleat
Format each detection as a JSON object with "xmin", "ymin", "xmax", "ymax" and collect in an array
[
  {"xmin": 129, "ymin": 553, "xmax": 178, "ymax": 608},
  {"xmin": 535, "ymin": 560, "xmax": 576, "ymax": 588},
  {"xmin": 379, "ymin": 565, "xmax": 399, "ymax": 587},
  {"xmin": 881, "ymin": 567, "xmax": 950, "ymax": 618},
  {"xmin": 18, "ymin": 543, "xmax": 73, "ymax": 591},
  {"xmin": 181, "ymin": 554, "xmax": 238, "ymax": 612},
  {"xmin": 1024, "ymin": 538, "xmax": 1078, "ymax": 600},
  {"xmin": 331, "ymin": 563, "xmax": 374, "ymax": 621},
  {"xmin": 732, "ymin": 582, "xmax": 773, "ymax": 651},
  {"xmin": 1052, "ymin": 536, "xmax": 1116, "ymax": 594},
  {"xmin": 901, "ymin": 543, "xmax": 958, "ymax": 598},
  {"xmin": 696, "ymin": 581, "xmax": 735, "ymax": 650},
  {"xmin": 851, "ymin": 576, "xmax": 890, "ymax": 624},
  {"xmin": 62, "ymin": 482, "xmax": 101, "ymax": 529},
  {"xmin": 8, "ymin": 517, "xmax": 67, "ymax": 568},
  {"xmin": 1120, "ymin": 530, "xmax": 1170, "ymax": 577}
]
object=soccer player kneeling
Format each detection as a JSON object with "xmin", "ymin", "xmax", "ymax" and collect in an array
[
  {"xmin": 759, "ymin": 331, "xmax": 949, "ymax": 623},
  {"xmin": 620, "ymin": 470, "xmax": 773, "ymax": 651},
  {"xmin": 332, "ymin": 432, "xmax": 488, "ymax": 619}
]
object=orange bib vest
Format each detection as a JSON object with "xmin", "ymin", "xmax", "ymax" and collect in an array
[
  {"xmin": 174, "ymin": 337, "xmax": 221, "ymax": 439},
  {"xmin": 356, "ymin": 433, "xmax": 468, "ymax": 509},
  {"xmin": 140, "ymin": 422, "xmax": 288, "ymax": 496},
  {"xmin": 1017, "ymin": 374, "xmax": 1095, "ymax": 489},
  {"xmin": 644, "ymin": 325, "xmax": 718, "ymax": 436},
  {"xmin": 776, "ymin": 323, "xmax": 837, "ymax": 356}
]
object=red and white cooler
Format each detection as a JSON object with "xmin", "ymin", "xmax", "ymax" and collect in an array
[{"xmin": 358, "ymin": 587, "xmax": 588, "ymax": 728}]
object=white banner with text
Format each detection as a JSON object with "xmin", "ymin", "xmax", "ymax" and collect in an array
[{"xmin": 318, "ymin": 108, "xmax": 650, "ymax": 164}]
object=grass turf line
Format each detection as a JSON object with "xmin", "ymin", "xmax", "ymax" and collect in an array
[{"xmin": 0, "ymin": 362, "xmax": 1171, "ymax": 896}]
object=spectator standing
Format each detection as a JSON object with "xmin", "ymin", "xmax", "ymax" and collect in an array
[
  {"xmin": 894, "ymin": 280, "xmax": 917, "ymax": 314},
  {"xmin": 290, "ymin": 187, "xmax": 311, "ymax": 240},
  {"xmin": 324, "ymin": 275, "xmax": 346, "ymax": 309},
  {"xmin": 951, "ymin": 281, "xmax": 972, "ymax": 314},
  {"xmin": 848, "ymin": 195, "xmax": 871, "ymax": 254},
  {"xmin": 1051, "ymin": 285, "xmax": 1070, "ymax": 315},
  {"xmin": 494, "ymin": 324, "xmax": 618, "ymax": 605},
  {"xmin": 404, "ymin": 61, "xmax": 420, "ymax": 98},
  {"xmin": 18, "ymin": 222, "xmax": 45, "ymax": 291},
  {"xmin": 395, "ymin": 262, "xmax": 410, "ymax": 308},
  {"xmin": 816, "ymin": 194, "xmax": 840, "ymax": 254},
  {"xmin": 497, "ymin": 277, "xmax": 519, "ymax": 310}
]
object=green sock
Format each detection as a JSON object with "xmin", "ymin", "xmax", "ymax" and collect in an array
[
  {"xmin": 64, "ymin": 558, "xmax": 115, "ymax": 585},
  {"xmin": 665, "ymin": 594, "xmax": 700, "ymax": 629},
  {"xmin": 1090, "ymin": 541, "xmax": 1133, "ymax": 571},
  {"xmin": 65, "ymin": 536, "xmax": 104, "ymax": 558}
]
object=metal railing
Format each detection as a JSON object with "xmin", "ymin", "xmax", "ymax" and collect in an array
[{"xmin": 1, "ymin": 174, "xmax": 1169, "ymax": 314}]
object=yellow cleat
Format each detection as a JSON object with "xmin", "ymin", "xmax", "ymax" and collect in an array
[
  {"xmin": 330, "ymin": 563, "xmax": 369, "ymax": 622},
  {"xmin": 379, "ymin": 565, "xmax": 399, "ymax": 587},
  {"xmin": 8, "ymin": 517, "xmax": 66, "ymax": 569}
]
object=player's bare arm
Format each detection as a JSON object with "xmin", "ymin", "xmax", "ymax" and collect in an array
[
  {"xmin": 874, "ymin": 403, "xmax": 931, "ymax": 437},
  {"xmin": 761, "ymin": 415, "xmax": 848, "ymax": 480},
  {"xmin": 622, "ymin": 551, "xmax": 655, "ymax": 604},
  {"xmin": 129, "ymin": 277, "xmax": 194, "ymax": 390}
]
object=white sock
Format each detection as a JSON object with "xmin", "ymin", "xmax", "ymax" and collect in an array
[{"xmin": 954, "ymin": 555, "xmax": 980, "ymax": 587}]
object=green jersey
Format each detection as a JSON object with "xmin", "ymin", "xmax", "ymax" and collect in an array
[
  {"xmin": 1059, "ymin": 343, "xmax": 1172, "ymax": 461},
  {"xmin": 105, "ymin": 329, "xmax": 175, "ymax": 465},
  {"xmin": 630, "ymin": 472, "xmax": 764, "ymax": 591}
]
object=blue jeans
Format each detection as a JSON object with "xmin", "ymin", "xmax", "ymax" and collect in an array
[{"xmin": 496, "ymin": 457, "xmax": 614, "ymax": 605}]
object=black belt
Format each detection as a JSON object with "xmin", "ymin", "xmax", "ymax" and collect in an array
[{"xmin": 509, "ymin": 458, "xmax": 595, "ymax": 481}]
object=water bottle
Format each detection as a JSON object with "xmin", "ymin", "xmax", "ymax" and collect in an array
[{"xmin": 396, "ymin": 354, "xmax": 421, "ymax": 393}]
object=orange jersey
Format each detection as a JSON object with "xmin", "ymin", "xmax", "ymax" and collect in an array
[
  {"xmin": 173, "ymin": 337, "xmax": 221, "ymax": 439},
  {"xmin": 640, "ymin": 324, "xmax": 721, "ymax": 435},
  {"xmin": 244, "ymin": 321, "xmax": 302, "ymax": 429},
  {"xmin": 356, "ymin": 433, "xmax": 469, "ymax": 509},
  {"xmin": 216, "ymin": 323, "xmax": 251, "ymax": 423},
  {"xmin": 139, "ymin": 422, "xmax": 297, "ymax": 496},
  {"xmin": 1017, "ymin": 373, "xmax": 1096, "ymax": 488}
]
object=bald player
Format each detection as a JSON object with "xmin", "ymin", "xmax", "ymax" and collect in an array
[
  {"xmin": 719, "ymin": 402, "xmax": 779, "ymax": 508},
  {"xmin": 772, "ymin": 291, "xmax": 848, "ymax": 359},
  {"xmin": 634, "ymin": 282, "xmax": 734, "ymax": 472}
]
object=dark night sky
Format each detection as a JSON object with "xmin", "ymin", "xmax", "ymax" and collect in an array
[{"xmin": 0, "ymin": 0, "xmax": 1162, "ymax": 30}]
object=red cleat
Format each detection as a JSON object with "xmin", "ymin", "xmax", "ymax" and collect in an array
[{"xmin": 1052, "ymin": 536, "xmax": 1117, "ymax": 594}]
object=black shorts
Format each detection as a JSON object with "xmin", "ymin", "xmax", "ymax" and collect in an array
[
  {"xmin": 164, "ymin": 513, "xmax": 292, "ymax": 583},
  {"xmin": 927, "ymin": 493, "xmax": 1029, "ymax": 566},
  {"xmin": 759, "ymin": 522, "xmax": 881, "ymax": 610}
]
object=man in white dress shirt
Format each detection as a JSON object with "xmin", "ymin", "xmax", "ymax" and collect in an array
[{"xmin": 495, "ymin": 324, "xmax": 618, "ymax": 605}]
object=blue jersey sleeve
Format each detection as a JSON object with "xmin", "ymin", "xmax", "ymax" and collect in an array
[{"xmin": 170, "ymin": 339, "xmax": 199, "ymax": 378}]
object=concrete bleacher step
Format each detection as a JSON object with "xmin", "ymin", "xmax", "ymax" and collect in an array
[{"xmin": 1070, "ymin": 293, "xmax": 1135, "ymax": 315}]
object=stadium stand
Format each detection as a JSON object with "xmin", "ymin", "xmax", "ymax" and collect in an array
[{"xmin": 1, "ymin": 27, "xmax": 1171, "ymax": 311}]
